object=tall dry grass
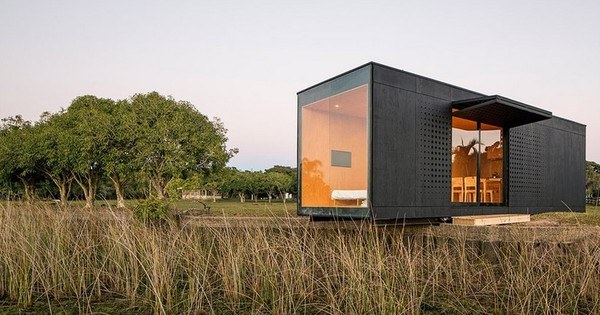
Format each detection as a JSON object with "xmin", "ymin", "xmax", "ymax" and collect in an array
[{"xmin": 0, "ymin": 203, "xmax": 598, "ymax": 314}]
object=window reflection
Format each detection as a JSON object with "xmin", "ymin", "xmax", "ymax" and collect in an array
[
  {"xmin": 451, "ymin": 117, "xmax": 479, "ymax": 203},
  {"xmin": 451, "ymin": 117, "xmax": 503, "ymax": 204},
  {"xmin": 480, "ymin": 123, "xmax": 503, "ymax": 203},
  {"xmin": 301, "ymin": 85, "xmax": 368, "ymax": 207}
]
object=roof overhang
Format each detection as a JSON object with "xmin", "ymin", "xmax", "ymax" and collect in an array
[{"xmin": 451, "ymin": 95, "xmax": 552, "ymax": 128}]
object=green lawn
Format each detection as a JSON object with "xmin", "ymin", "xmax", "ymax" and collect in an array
[
  {"xmin": 146, "ymin": 201, "xmax": 600, "ymax": 225},
  {"xmin": 173, "ymin": 199, "xmax": 296, "ymax": 217},
  {"xmin": 3, "ymin": 198, "xmax": 298, "ymax": 218},
  {"xmin": 531, "ymin": 205, "xmax": 600, "ymax": 226},
  {"xmin": 3, "ymin": 199, "xmax": 600, "ymax": 225}
]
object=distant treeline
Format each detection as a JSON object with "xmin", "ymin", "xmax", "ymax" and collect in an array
[
  {"xmin": 0, "ymin": 92, "xmax": 239, "ymax": 207},
  {"xmin": 167, "ymin": 165, "xmax": 298, "ymax": 204}
]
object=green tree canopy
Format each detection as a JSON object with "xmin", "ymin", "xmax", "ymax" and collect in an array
[
  {"xmin": 0, "ymin": 92, "xmax": 237, "ymax": 207},
  {"xmin": 0, "ymin": 116, "xmax": 40, "ymax": 202},
  {"xmin": 36, "ymin": 110, "xmax": 79, "ymax": 206},
  {"xmin": 62, "ymin": 95, "xmax": 115, "ymax": 208},
  {"xmin": 586, "ymin": 161, "xmax": 600, "ymax": 201},
  {"xmin": 102, "ymin": 100, "xmax": 139, "ymax": 207},
  {"xmin": 130, "ymin": 92, "xmax": 237, "ymax": 199}
]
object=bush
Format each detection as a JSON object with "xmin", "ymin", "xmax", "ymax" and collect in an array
[
  {"xmin": 165, "ymin": 178, "xmax": 185, "ymax": 200},
  {"xmin": 133, "ymin": 197, "xmax": 171, "ymax": 224}
]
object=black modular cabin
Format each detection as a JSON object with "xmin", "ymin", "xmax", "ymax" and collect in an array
[{"xmin": 297, "ymin": 62, "xmax": 586, "ymax": 222}]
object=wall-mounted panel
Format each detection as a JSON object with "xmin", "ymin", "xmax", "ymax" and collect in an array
[
  {"xmin": 415, "ymin": 94, "xmax": 452, "ymax": 207},
  {"xmin": 538, "ymin": 116, "xmax": 586, "ymax": 135},
  {"xmin": 416, "ymin": 77, "xmax": 452, "ymax": 100},
  {"xmin": 544, "ymin": 120, "xmax": 586, "ymax": 210},
  {"xmin": 509, "ymin": 123, "xmax": 545, "ymax": 207},
  {"xmin": 372, "ymin": 64, "xmax": 417, "ymax": 91},
  {"xmin": 510, "ymin": 118, "xmax": 585, "ymax": 211},
  {"xmin": 371, "ymin": 83, "xmax": 416, "ymax": 207},
  {"xmin": 450, "ymin": 87, "xmax": 483, "ymax": 101}
]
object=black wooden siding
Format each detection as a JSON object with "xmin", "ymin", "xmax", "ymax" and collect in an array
[
  {"xmin": 370, "ymin": 63, "xmax": 585, "ymax": 220},
  {"xmin": 298, "ymin": 62, "xmax": 586, "ymax": 220}
]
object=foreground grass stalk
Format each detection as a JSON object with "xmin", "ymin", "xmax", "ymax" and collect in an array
[{"xmin": 0, "ymin": 204, "xmax": 598, "ymax": 314}]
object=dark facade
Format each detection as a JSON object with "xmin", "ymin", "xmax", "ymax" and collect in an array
[{"xmin": 297, "ymin": 62, "xmax": 586, "ymax": 221}]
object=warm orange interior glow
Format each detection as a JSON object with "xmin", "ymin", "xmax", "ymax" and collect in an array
[
  {"xmin": 451, "ymin": 117, "xmax": 503, "ymax": 204},
  {"xmin": 301, "ymin": 85, "xmax": 368, "ymax": 207},
  {"xmin": 452, "ymin": 116, "xmax": 499, "ymax": 131}
]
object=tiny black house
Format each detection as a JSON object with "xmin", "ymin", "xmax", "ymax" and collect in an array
[{"xmin": 297, "ymin": 62, "xmax": 586, "ymax": 221}]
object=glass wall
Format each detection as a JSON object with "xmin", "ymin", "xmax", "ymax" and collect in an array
[
  {"xmin": 451, "ymin": 116, "xmax": 503, "ymax": 204},
  {"xmin": 480, "ymin": 123, "xmax": 503, "ymax": 203},
  {"xmin": 301, "ymin": 84, "xmax": 368, "ymax": 207},
  {"xmin": 451, "ymin": 117, "xmax": 479, "ymax": 203}
]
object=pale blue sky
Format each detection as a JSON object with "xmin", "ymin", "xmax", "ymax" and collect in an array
[{"xmin": 1, "ymin": 0, "xmax": 599, "ymax": 169}]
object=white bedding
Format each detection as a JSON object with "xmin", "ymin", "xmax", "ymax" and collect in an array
[{"xmin": 331, "ymin": 190, "xmax": 367, "ymax": 200}]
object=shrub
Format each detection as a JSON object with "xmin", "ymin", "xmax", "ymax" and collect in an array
[{"xmin": 133, "ymin": 197, "xmax": 171, "ymax": 224}]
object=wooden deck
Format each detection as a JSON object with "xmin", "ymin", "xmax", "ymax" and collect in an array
[{"xmin": 452, "ymin": 214, "xmax": 531, "ymax": 226}]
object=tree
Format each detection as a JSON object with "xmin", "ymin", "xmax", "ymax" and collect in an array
[
  {"xmin": 265, "ymin": 171, "xmax": 293, "ymax": 204},
  {"xmin": 130, "ymin": 92, "xmax": 237, "ymax": 199},
  {"xmin": 0, "ymin": 116, "xmax": 40, "ymax": 203},
  {"xmin": 202, "ymin": 171, "xmax": 225, "ymax": 202},
  {"xmin": 62, "ymin": 96, "xmax": 115, "ymax": 208},
  {"xmin": 263, "ymin": 172, "xmax": 277, "ymax": 203},
  {"xmin": 247, "ymin": 172, "xmax": 267, "ymax": 203},
  {"xmin": 266, "ymin": 165, "xmax": 297, "ymax": 200},
  {"xmin": 586, "ymin": 161, "xmax": 600, "ymax": 205},
  {"xmin": 214, "ymin": 166, "xmax": 238, "ymax": 199},
  {"xmin": 36, "ymin": 111, "xmax": 77, "ymax": 206},
  {"xmin": 102, "ymin": 100, "xmax": 138, "ymax": 208},
  {"xmin": 226, "ymin": 170, "xmax": 252, "ymax": 203}
]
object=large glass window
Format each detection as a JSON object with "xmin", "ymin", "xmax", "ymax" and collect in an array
[
  {"xmin": 301, "ymin": 84, "xmax": 368, "ymax": 208},
  {"xmin": 480, "ymin": 123, "xmax": 503, "ymax": 203},
  {"xmin": 451, "ymin": 117, "xmax": 479, "ymax": 203},
  {"xmin": 451, "ymin": 116, "xmax": 503, "ymax": 204}
]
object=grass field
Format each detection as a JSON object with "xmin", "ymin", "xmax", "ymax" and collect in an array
[
  {"xmin": 26, "ymin": 199, "xmax": 600, "ymax": 225},
  {"xmin": 174, "ymin": 199, "xmax": 296, "ymax": 217},
  {"xmin": 532, "ymin": 205, "xmax": 600, "ymax": 226},
  {"xmin": 49, "ymin": 199, "xmax": 297, "ymax": 217},
  {"xmin": 0, "ymin": 203, "xmax": 599, "ymax": 314}
]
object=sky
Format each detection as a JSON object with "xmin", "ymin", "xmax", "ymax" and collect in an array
[{"xmin": 1, "ymin": 0, "xmax": 599, "ymax": 170}]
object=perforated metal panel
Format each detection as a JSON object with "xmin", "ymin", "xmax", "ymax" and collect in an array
[
  {"xmin": 415, "ymin": 96, "xmax": 452, "ymax": 206},
  {"xmin": 509, "ymin": 124, "xmax": 546, "ymax": 206}
]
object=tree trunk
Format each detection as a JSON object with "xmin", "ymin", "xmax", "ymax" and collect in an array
[
  {"xmin": 267, "ymin": 193, "xmax": 272, "ymax": 203},
  {"xmin": 58, "ymin": 181, "xmax": 71, "ymax": 207},
  {"xmin": 45, "ymin": 172, "xmax": 72, "ymax": 206},
  {"xmin": 150, "ymin": 176, "xmax": 166, "ymax": 199},
  {"xmin": 73, "ymin": 174, "xmax": 97, "ymax": 208},
  {"xmin": 115, "ymin": 186, "xmax": 125, "ymax": 208},
  {"xmin": 18, "ymin": 177, "xmax": 34, "ymax": 204},
  {"xmin": 280, "ymin": 191, "xmax": 286, "ymax": 205},
  {"xmin": 85, "ymin": 176, "xmax": 97, "ymax": 208},
  {"xmin": 238, "ymin": 192, "xmax": 245, "ymax": 203},
  {"xmin": 110, "ymin": 176, "xmax": 126, "ymax": 208}
]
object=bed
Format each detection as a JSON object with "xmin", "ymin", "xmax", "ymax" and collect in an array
[{"xmin": 331, "ymin": 190, "xmax": 368, "ymax": 207}]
